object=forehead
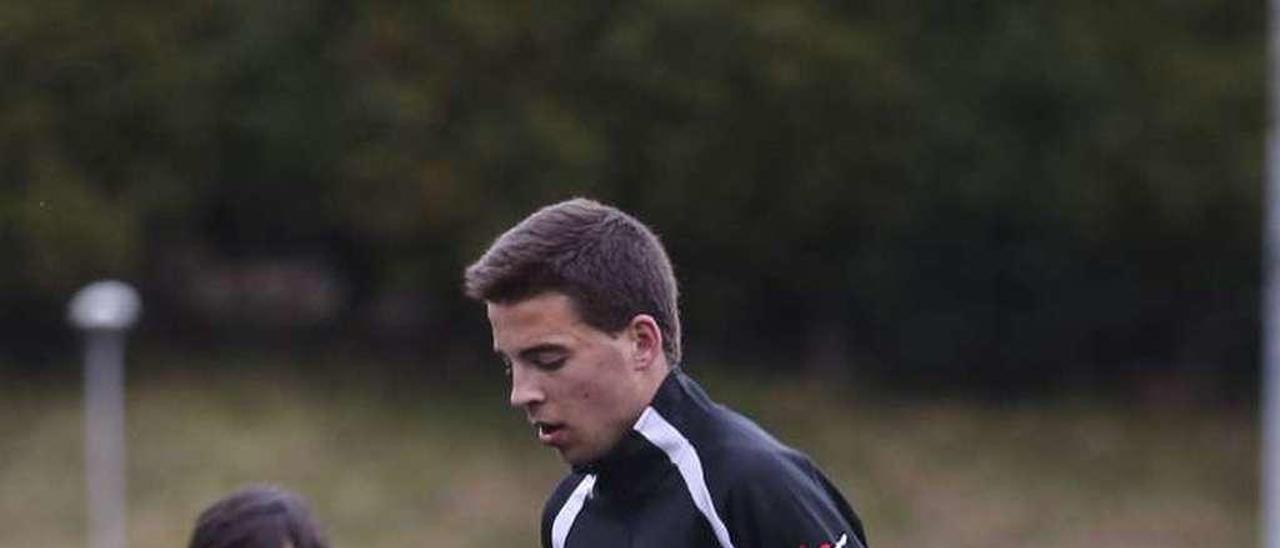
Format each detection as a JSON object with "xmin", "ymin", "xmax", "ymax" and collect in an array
[{"xmin": 486, "ymin": 293, "xmax": 586, "ymax": 346}]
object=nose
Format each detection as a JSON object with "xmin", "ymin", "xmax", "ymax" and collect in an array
[{"xmin": 508, "ymin": 365, "xmax": 545, "ymax": 409}]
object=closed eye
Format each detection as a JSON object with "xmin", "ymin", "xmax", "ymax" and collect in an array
[
  {"xmin": 520, "ymin": 345, "xmax": 568, "ymax": 372},
  {"xmin": 532, "ymin": 356, "xmax": 566, "ymax": 371}
]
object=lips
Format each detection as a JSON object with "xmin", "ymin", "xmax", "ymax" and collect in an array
[{"xmin": 535, "ymin": 421, "xmax": 568, "ymax": 446}]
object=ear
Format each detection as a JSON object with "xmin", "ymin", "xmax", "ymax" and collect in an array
[{"xmin": 627, "ymin": 314, "xmax": 664, "ymax": 370}]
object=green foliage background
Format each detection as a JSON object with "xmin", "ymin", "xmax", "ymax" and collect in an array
[{"xmin": 0, "ymin": 1, "xmax": 1264, "ymax": 393}]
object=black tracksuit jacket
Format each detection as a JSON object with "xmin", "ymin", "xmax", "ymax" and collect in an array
[{"xmin": 541, "ymin": 369, "xmax": 868, "ymax": 548}]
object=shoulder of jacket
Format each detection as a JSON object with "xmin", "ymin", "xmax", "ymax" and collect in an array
[{"xmin": 696, "ymin": 422, "xmax": 816, "ymax": 489}]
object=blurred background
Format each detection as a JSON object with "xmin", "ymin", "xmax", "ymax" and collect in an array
[{"xmin": 0, "ymin": 1, "xmax": 1263, "ymax": 546}]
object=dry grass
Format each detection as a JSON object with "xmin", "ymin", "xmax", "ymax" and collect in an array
[
  {"xmin": 740, "ymin": 378, "xmax": 1256, "ymax": 548},
  {"xmin": 0, "ymin": 363, "xmax": 1256, "ymax": 547}
]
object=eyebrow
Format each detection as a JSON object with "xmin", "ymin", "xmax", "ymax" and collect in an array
[
  {"xmin": 523, "ymin": 343, "xmax": 568, "ymax": 358},
  {"xmin": 495, "ymin": 343, "xmax": 568, "ymax": 363}
]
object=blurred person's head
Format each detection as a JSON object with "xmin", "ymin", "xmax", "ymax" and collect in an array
[
  {"xmin": 464, "ymin": 198, "xmax": 679, "ymax": 465},
  {"xmin": 188, "ymin": 485, "xmax": 329, "ymax": 548}
]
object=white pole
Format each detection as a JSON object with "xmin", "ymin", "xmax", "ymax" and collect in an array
[{"xmin": 69, "ymin": 281, "xmax": 140, "ymax": 548}]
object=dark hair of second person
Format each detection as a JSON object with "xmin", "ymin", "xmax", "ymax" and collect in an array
[{"xmin": 187, "ymin": 485, "xmax": 330, "ymax": 548}]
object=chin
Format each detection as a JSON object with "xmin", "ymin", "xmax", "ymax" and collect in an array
[{"xmin": 560, "ymin": 447, "xmax": 599, "ymax": 467}]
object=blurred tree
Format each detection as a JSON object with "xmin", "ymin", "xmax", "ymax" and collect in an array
[{"xmin": 0, "ymin": 0, "xmax": 1263, "ymax": 397}]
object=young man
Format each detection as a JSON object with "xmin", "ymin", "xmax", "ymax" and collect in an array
[{"xmin": 465, "ymin": 198, "xmax": 867, "ymax": 548}]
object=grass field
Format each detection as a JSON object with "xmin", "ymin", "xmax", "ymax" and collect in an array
[{"xmin": 0, "ymin": 360, "xmax": 1257, "ymax": 547}]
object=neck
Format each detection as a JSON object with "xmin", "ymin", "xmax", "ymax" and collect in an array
[
  {"xmin": 640, "ymin": 357, "xmax": 672, "ymax": 402},
  {"xmin": 621, "ymin": 358, "xmax": 671, "ymax": 429}
]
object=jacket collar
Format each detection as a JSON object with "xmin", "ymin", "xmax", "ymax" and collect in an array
[{"xmin": 571, "ymin": 368, "xmax": 697, "ymax": 497}]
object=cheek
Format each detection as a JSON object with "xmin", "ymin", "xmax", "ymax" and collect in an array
[
  {"xmin": 575, "ymin": 378, "xmax": 630, "ymax": 418},
  {"xmin": 545, "ymin": 375, "xmax": 591, "ymax": 404},
  {"xmin": 565, "ymin": 379, "xmax": 607, "ymax": 412}
]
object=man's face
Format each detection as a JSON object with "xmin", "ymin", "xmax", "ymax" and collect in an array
[{"xmin": 487, "ymin": 292, "xmax": 644, "ymax": 466}]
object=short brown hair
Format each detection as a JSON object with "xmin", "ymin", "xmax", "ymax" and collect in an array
[
  {"xmin": 464, "ymin": 198, "xmax": 681, "ymax": 364},
  {"xmin": 188, "ymin": 485, "xmax": 329, "ymax": 548}
]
